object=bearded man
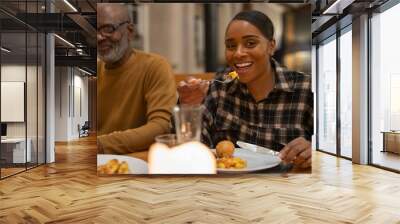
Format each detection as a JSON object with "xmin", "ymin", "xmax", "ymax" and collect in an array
[{"xmin": 97, "ymin": 3, "xmax": 177, "ymax": 154}]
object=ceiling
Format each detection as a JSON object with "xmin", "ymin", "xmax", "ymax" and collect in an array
[
  {"xmin": 311, "ymin": 0, "xmax": 389, "ymax": 44},
  {"xmin": 0, "ymin": 0, "xmax": 97, "ymax": 74},
  {"xmin": 0, "ymin": 0, "xmax": 393, "ymax": 75}
]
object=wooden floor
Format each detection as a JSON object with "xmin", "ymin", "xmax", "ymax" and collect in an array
[
  {"xmin": 1, "ymin": 163, "xmax": 45, "ymax": 178},
  {"xmin": 1, "ymin": 167, "xmax": 26, "ymax": 178},
  {"xmin": 0, "ymin": 136, "xmax": 400, "ymax": 223},
  {"xmin": 372, "ymin": 151, "xmax": 400, "ymax": 171}
]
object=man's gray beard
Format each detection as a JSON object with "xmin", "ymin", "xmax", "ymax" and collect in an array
[{"xmin": 98, "ymin": 34, "xmax": 130, "ymax": 64}]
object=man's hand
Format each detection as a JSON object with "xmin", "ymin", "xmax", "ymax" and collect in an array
[
  {"xmin": 177, "ymin": 77, "xmax": 209, "ymax": 105},
  {"xmin": 278, "ymin": 137, "xmax": 311, "ymax": 169}
]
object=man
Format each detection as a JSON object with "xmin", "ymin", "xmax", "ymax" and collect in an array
[{"xmin": 97, "ymin": 3, "xmax": 177, "ymax": 154}]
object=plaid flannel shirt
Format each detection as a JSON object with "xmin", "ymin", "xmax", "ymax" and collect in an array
[{"xmin": 201, "ymin": 59, "xmax": 313, "ymax": 151}]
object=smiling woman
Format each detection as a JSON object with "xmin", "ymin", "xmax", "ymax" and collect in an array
[{"xmin": 200, "ymin": 10, "xmax": 313, "ymax": 170}]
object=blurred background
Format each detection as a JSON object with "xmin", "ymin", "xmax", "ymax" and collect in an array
[{"xmin": 128, "ymin": 3, "xmax": 311, "ymax": 75}]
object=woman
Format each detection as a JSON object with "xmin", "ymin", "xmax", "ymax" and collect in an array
[{"xmin": 179, "ymin": 10, "xmax": 313, "ymax": 168}]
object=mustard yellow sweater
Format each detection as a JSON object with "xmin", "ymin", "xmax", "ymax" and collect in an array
[{"xmin": 97, "ymin": 50, "xmax": 177, "ymax": 154}]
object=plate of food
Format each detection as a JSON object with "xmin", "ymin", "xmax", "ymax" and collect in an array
[
  {"xmin": 97, "ymin": 154, "xmax": 148, "ymax": 174},
  {"xmin": 213, "ymin": 140, "xmax": 281, "ymax": 173}
]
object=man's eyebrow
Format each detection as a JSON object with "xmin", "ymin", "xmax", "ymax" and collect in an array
[{"xmin": 97, "ymin": 23, "xmax": 112, "ymax": 27}]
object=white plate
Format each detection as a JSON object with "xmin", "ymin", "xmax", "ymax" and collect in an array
[
  {"xmin": 97, "ymin": 154, "xmax": 148, "ymax": 174},
  {"xmin": 214, "ymin": 148, "xmax": 281, "ymax": 173}
]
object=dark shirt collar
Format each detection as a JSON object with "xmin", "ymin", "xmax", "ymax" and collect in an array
[{"xmin": 271, "ymin": 58, "xmax": 294, "ymax": 92}]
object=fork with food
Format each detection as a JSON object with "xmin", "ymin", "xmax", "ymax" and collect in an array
[{"xmin": 177, "ymin": 71, "xmax": 238, "ymax": 105}]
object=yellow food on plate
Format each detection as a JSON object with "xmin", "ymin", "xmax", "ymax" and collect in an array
[
  {"xmin": 117, "ymin": 161, "xmax": 129, "ymax": 174},
  {"xmin": 216, "ymin": 140, "xmax": 235, "ymax": 158},
  {"xmin": 215, "ymin": 140, "xmax": 247, "ymax": 169},
  {"xmin": 216, "ymin": 157, "xmax": 247, "ymax": 169},
  {"xmin": 97, "ymin": 159, "xmax": 130, "ymax": 174}
]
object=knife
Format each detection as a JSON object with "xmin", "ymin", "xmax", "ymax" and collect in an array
[{"xmin": 236, "ymin": 141, "xmax": 280, "ymax": 156}]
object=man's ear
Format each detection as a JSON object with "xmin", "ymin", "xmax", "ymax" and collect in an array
[{"xmin": 127, "ymin": 23, "xmax": 135, "ymax": 41}]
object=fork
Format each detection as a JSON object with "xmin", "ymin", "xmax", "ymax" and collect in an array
[
  {"xmin": 204, "ymin": 76, "xmax": 237, "ymax": 85},
  {"xmin": 208, "ymin": 79, "xmax": 232, "ymax": 84},
  {"xmin": 207, "ymin": 71, "xmax": 238, "ymax": 84}
]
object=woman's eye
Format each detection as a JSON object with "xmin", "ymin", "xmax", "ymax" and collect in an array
[
  {"xmin": 245, "ymin": 41, "xmax": 257, "ymax": 47},
  {"xmin": 225, "ymin": 43, "xmax": 236, "ymax": 50}
]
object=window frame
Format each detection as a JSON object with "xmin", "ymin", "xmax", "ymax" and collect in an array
[
  {"xmin": 368, "ymin": 0, "xmax": 400, "ymax": 173},
  {"xmin": 315, "ymin": 22, "xmax": 353, "ymax": 161}
]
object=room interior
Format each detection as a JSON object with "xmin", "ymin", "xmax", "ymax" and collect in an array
[{"xmin": 0, "ymin": 0, "xmax": 399, "ymax": 222}]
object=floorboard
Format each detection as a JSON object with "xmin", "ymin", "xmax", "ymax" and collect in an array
[{"xmin": 0, "ymin": 136, "xmax": 399, "ymax": 223}]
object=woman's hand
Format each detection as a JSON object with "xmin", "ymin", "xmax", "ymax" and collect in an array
[
  {"xmin": 177, "ymin": 77, "xmax": 209, "ymax": 105},
  {"xmin": 278, "ymin": 137, "xmax": 311, "ymax": 168}
]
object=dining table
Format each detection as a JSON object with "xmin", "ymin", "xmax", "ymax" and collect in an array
[{"xmin": 126, "ymin": 151, "xmax": 311, "ymax": 174}]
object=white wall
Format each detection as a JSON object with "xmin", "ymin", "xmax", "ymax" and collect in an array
[
  {"xmin": 54, "ymin": 67, "xmax": 89, "ymax": 141},
  {"xmin": 1, "ymin": 65, "xmax": 26, "ymax": 81},
  {"xmin": 55, "ymin": 66, "xmax": 69, "ymax": 141},
  {"xmin": 73, "ymin": 73, "xmax": 89, "ymax": 138},
  {"xmin": 1, "ymin": 65, "xmax": 30, "ymax": 138},
  {"xmin": 1, "ymin": 64, "xmax": 45, "ymax": 163}
]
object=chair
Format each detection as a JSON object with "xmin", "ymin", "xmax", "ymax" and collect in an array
[{"xmin": 79, "ymin": 121, "xmax": 90, "ymax": 138}]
